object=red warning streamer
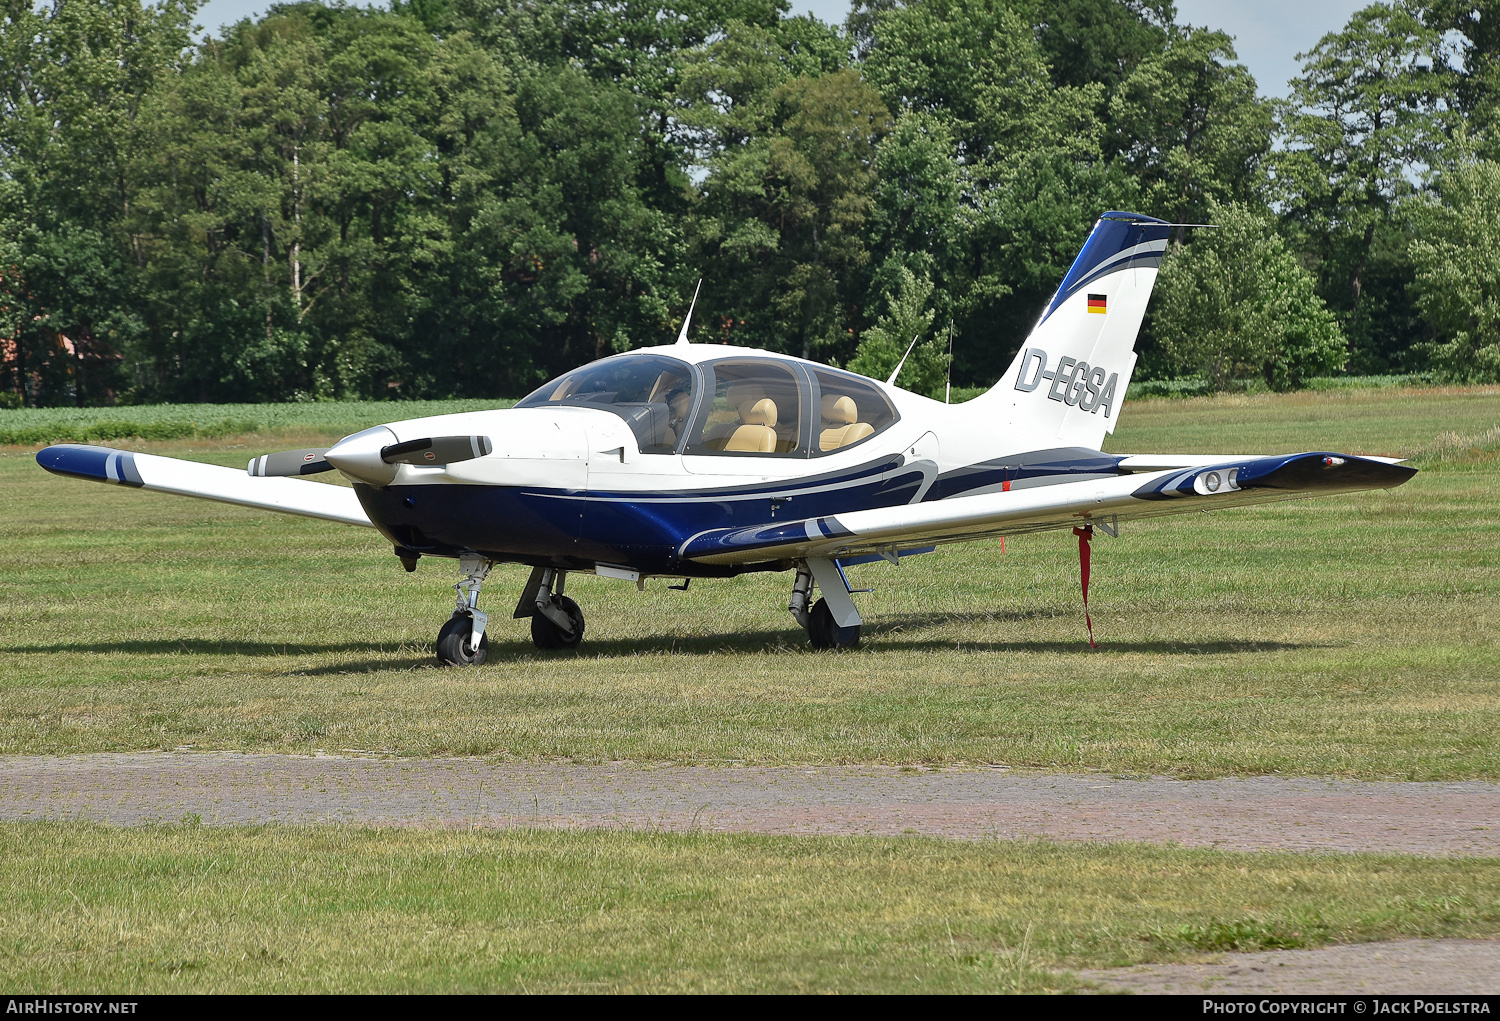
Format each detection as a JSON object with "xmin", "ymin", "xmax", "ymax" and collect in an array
[{"xmin": 1072, "ymin": 524, "xmax": 1097, "ymax": 648}]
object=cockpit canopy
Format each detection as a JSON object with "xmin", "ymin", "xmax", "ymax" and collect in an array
[
  {"xmin": 516, "ymin": 351, "xmax": 898, "ymax": 456},
  {"xmin": 516, "ymin": 353, "xmax": 694, "ymax": 453}
]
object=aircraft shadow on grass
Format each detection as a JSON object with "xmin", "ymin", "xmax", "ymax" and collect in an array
[{"xmin": 14, "ymin": 627, "xmax": 1319, "ymax": 671}]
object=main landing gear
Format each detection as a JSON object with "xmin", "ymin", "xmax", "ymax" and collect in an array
[
  {"xmin": 788, "ymin": 559, "xmax": 862, "ymax": 650},
  {"xmin": 433, "ymin": 561, "xmax": 589, "ymax": 665},
  {"xmin": 524, "ymin": 567, "xmax": 585, "ymax": 650}
]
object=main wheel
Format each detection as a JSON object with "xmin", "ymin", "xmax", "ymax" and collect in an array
[
  {"xmin": 436, "ymin": 613, "xmax": 489, "ymax": 666},
  {"xmin": 531, "ymin": 595, "xmax": 585, "ymax": 650},
  {"xmin": 807, "ymin": 597, "xmax": 860, "ymax": 650}
]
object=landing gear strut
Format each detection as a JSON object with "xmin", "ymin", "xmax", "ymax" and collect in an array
[
  {"xmin": 436, "ymin": 555, "xmax": 492, "ymax": 666},
  {"xmin": 790, "ymin": 559, "xmax": 861, "ymax": 650},
  {"xmin": 516, "ymin": 566, "xmax": 586, "ymax": 650}
]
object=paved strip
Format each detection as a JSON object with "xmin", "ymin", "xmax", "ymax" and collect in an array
[
  {"xmin": 1076, "ymin": 938, "xmax": 1500, "ymax": 994},
  {"xmin": 2, "ymin": 753, "xmax": 1498, "ymax": 855}
]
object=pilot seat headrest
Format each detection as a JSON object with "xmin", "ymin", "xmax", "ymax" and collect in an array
[
  {"xmin": 820, "ymin": 395, "xmax": 857, "ymax": 424},
  {"xmin": 739, "ymin": 397, "xmax": 777, "ymax": 427},
  {"xmin": 726, "ymin": 382, "xmax": 767, "ymax": 412}
]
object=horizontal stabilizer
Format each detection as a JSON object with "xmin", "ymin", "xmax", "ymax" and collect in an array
[
  {"xmin": 37, "ymin": 444, "xmax": 372, "ymax": 527},
  {"xmin": 680, "ymin": 452, "xmax": 1415, "ymax": 566}
]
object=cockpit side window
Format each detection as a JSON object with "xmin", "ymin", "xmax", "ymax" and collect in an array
[
  {"xmin": 515, "ymin": 354, "xmax": 696, "ymax": 453},
  {"xmin": 808, "ymin": 368, "xmax": 898, "ymax": 454},
  {"xmin": 684, "ymin": 359, "xmax": 805, "ymax": 457}
]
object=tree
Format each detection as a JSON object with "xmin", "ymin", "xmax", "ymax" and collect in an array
[
  {"xmin": 1417, "ymin": 0, "xmax": 1500, "ymax": 158},
  {"xmin": 0, "ymin": 0, "xmax": 198, "ymax": 404},
  {"xmin": 1030, "ymin": 0, "xmax": 1175, "ymax": 95},
  {"xmin": 846, "ymin": 264, "xmax": 948, "ymax": 396},
  {"xmin": 1275, "ymin": 2, "xmax": 1448, "ymax": 371},
  {"xmin": 688, "ymin": 46, "xmax": 890, "ymax": 360},
  {"xmin": 1151, "ymin": 202, "xmax": 1346, "ymax": 390},
  {"xmin": 1408, "ymin": 155, "xmax": 1500, "ymax": 381},
  {"xmin": 1107, "ymin": 27, "xmax": 1272, "ymax": 230}
]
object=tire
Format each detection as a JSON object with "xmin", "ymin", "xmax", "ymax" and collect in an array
[
  {"xmin": 436, "ymin": 613, "xmax": 489, "ymax": 666},
  {"xmin": 531, "ymin": 595, "xmax": 585, "ymax": 650},
  {"xmin": 807, "ymin": 597, "xmax": 860, "ymax": 650}
]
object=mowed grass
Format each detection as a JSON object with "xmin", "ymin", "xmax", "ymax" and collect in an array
[
  {"xmin": 0, "ymin": 385, "xmax": 1497, "ymax": 776},
  {"xmin": 2, "ymin": 822, "xmax": 1497, "ymax": 993}
]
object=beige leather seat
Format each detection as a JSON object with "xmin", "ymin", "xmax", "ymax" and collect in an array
[
  {"xmin": 820, "ymin": 395, "xmax": 874, "ymax": 450},
  {"xmin": 725, "ymin": 398, "xmax": 778, "ymax": 452},
  {"xmin": 703, "ymin": 383, "xmax": 766, "ymax": 448}
]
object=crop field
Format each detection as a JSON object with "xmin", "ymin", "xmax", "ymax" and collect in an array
[{"xmin": 1, "ymin": 385, "xmax": 1497, "ymax": 993}]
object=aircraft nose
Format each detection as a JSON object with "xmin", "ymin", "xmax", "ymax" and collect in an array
[{"xmin": 325, "ymin": 425, "xmax": 398, "ymax": 486}]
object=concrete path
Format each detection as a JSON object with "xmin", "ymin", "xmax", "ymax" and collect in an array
[
  {"xmin": 2, "ymin": 753, "xmax": 1497, "ymax": 856},
  {"xmin": 1077, "ymin": 938, "xmax": 1500, "ymax": 994}
]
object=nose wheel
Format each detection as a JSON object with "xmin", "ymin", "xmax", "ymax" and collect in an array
[{"xmin": 437, "ymin": 612, "xmax": 489, "ymax": 665}]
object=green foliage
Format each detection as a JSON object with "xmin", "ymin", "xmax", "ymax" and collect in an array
[
  {"xmin": 1151, "ymin": 202, "xmax": 1346, "ymax": 390},
  {"xmin": 846, "ymin": 264, "xmax": 949, "ymax": 397},
  {"xmin": 0, "ymin": 0, "xmax": 1491, "ymax": 403},
  {"xmin": 1274, "ymin": 3, "xmax": 1445, "ymax": 372},
  {"xmin": 1408, "ymin": 157, "xmax": 1500, "ymax": 382},
  {"xmin": 1107, "ymin": 27, "xmax": 1272, "ymax": 226}
]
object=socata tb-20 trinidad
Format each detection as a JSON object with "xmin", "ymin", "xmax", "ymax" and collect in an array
[{"xmin": 37, "ymin": 212, "xmax": 1415, "ymax": 663}]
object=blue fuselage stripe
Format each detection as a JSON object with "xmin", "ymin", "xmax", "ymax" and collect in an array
[{"xmin": 355, "ymin": 449, "xmax": 1131, "ymax": 573}]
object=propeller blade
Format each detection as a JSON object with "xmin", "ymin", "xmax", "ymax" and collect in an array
[
  {"xmin": 380, "ymin": 435, "xmax": 493, "ymax": 466},
  {"xmin": 247, "ymin": 448, "xmax": 335, "ymax": 477}
]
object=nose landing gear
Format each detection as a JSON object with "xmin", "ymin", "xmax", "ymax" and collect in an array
[
  {"xmin": 436, "ymin": 555, "xmax": 493, "ymax": 666},
  {"xmin": 434, "ymin": 561, "xmax": 588, "ymax": 664}
]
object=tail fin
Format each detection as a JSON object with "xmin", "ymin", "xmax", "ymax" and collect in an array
[{"xmin": 976, "ymin": 211, "xmax": 1171, "ymax": 449}]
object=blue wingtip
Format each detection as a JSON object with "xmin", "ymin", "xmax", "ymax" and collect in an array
[{"xmin": 36, "ymin": 444, "xmax": 144, "ymax": 487}]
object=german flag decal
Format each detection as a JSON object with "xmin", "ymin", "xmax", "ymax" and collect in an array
[{"xmin": 1087, "ymin": 294, "xmax": 1107, "ymax": 314}]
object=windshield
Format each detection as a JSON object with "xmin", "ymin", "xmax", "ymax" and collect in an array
[{"xmin": 515, "ymin": 353, "xmax": 697, "ymax": 453}]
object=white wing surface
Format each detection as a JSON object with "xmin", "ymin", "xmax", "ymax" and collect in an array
[
  {"xmin": 36, "ymin": 444, "xmax": 373, "ymax": 527},
  {"xmin": 680, "ymin": 452, "xmax": 1415, "ymax": 566}
]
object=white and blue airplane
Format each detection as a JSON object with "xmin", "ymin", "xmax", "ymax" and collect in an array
[{"xmin": 36, "ymin": 212, "xmax": 1415, "ymax": 663}]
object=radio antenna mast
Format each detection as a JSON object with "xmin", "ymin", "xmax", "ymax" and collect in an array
[{"xmin": 944, "ymin": 320, "xmax": 954, "ymax": 403}]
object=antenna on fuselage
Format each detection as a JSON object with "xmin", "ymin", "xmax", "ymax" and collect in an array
[
  {"xmin": 944, "ymin": 320, "xmax": 954, "ymax": 404},
  {"xmin": 886, "ymin": 333, "xmax": 922, "ymax": 387},
  {"xmin": 675, "ymin": 279, "xmax": 702, "ymax": 345}
]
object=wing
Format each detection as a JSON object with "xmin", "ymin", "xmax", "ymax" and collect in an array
[
  {"xmin": 681, "ymin": 452, "xmax": 1415, "ymax": 566},
  {"xmin": 36, "ymin": 444, "xmax": 373, "ymax": 528},
  {"xmin": 1114, "ymin": 453, "xmax": 1408, "ymax": 472}
]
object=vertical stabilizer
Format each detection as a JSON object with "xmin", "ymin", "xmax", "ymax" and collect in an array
[{"xmin": 975, "ymin": 212, "xmax": 1172, "ymax": 449}]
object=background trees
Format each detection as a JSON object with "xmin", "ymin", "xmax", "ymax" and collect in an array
[{"xmin": 0, "ymin": 0, "xmax": 1493, "ymax": 405}]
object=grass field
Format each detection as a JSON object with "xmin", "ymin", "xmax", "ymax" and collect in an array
[
  {"xmin": 1, "ymin": 385, "xmax": 1496, "ymax": 776},
  {"xmin": 2, "ymin": 822, "xmax": 1497, "ymax": 993},
  {"xmin": 3, "ymin": 385, "xmax": 1499, "ymax": 993}
]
